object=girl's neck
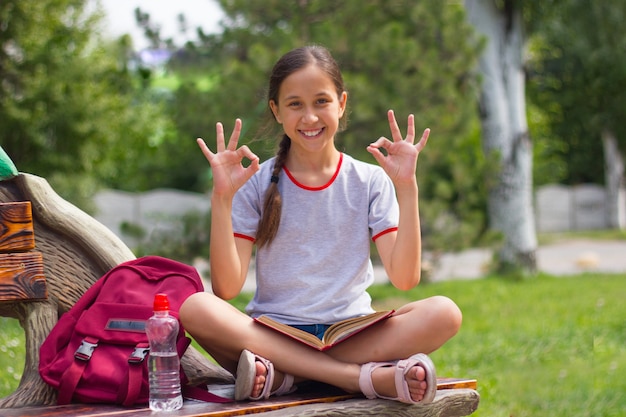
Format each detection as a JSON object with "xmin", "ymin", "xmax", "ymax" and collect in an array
[{"xmin": 285, "ymin": 147, "xmax": 341, "ymax": 187}]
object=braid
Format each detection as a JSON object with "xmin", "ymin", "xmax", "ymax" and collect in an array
[{"xmin": 256, "ymin": 135, "xmax": 291, "ymax": 248}]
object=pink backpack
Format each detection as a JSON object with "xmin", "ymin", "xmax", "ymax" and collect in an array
[{"xmin": 39, "ymin": 256, "xmax": 229, "ymax": 406}]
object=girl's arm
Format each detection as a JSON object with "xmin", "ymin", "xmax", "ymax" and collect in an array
[
  {"xmin": 197, "ymin": 119, "xmax": 260, "ymax": 299},
  {"xmin": 374, "ymin": 182, "xmax": 421, "ymax": 290},
  {"xmin": 367, "ymin": 110, "xmax": 429, "ymax": 290}
]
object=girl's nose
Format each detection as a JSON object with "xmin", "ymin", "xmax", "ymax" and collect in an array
[{"xmin": 302, "ymin": 108, "xmax": 318, "ymax": 123}]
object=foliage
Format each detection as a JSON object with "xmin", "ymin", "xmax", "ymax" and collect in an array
[
  {"xmin": 526, "ymin": 1, "xmax": 626, "ymax": 185},
  {"xmin": 151, "ymin": 0, "xmax": 489, "ymax": 251},
  {"xmin": 0, "ymin": 0, "xmax": 171, "ymax": 207},
  {"xmin": 131, "ymin": 210, "xmax": 211, "ymax": 265}
]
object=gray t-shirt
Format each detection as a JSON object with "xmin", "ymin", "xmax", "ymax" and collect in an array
[{"xmin": 232, "ymin": 153, "xmax": 399, "ymax": 325}]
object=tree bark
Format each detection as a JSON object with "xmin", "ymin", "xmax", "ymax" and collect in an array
[
  {"xmin": 465, "ymin": 0, "xmax": 537, "ymax": 271},
  {"xmin": 602, "ymin": 129, "xmax": 626, "ymax": 229}
]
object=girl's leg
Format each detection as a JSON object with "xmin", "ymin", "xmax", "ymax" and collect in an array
[
  {"xmin": 179, "ymin": 293, "xmax": 461, "ymax": 402},
  {"xmin": 179, "ymin": 292, "xmax": 362, "ymax": 394},
  {"xmin": 327, "ymin": 295, "xmax": 462, "ymax": 363},
  {"xmin": 324, "ymin": 295, "xmax": 462, "ymax": 400}
]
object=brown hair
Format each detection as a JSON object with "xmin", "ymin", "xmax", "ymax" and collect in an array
[{"xmin": 255, "ymin": 45, "xmax": 347, "ymax": 248}]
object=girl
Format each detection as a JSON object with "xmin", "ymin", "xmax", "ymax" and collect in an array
[{"xmin": 180, "ymin": 45, "xmax": 462, "ymax": 405}]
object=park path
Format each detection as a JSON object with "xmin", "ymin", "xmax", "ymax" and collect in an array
[
  {"xmin": 424, "ymin": 238, "xmax": 626, "ymax": 282},
  {"xmin": 228, "ymin": 239, "xmax": 626, "ymax": 292}
]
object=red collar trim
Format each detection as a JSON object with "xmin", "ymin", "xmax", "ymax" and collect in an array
[{"xmin": 283, "ymin": 153, "xmax": 343, "ymax": 191}]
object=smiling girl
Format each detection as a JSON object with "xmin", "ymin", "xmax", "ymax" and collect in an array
[{"xmin": 180, "ymin": 45, "xmax": 462, "ymax": 405}]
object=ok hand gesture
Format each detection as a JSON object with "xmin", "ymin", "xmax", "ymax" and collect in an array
[
  {"xmin": 367, "ymin": 110, "xmax": 429, "ymax": 186},
  {"xmin": 197, "ymin": 119, "xmax": 260, "ymax": 198}
]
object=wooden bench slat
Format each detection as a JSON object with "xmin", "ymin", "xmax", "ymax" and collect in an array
[
  {"xmin": 0, "ymin": 202, "xmax": 35, "ymax": 252},
  {"xmin": 0, "ymin": 252, "xmax": 47, "ymax": 302},
  {"xmin": 0, "ymin": 388, "xmax": 480, "ymax": 417}
]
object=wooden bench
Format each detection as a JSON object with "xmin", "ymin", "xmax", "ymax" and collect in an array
[{"xmin": 0, "ymin": 150, "xmax": 479, "ymax": 416}]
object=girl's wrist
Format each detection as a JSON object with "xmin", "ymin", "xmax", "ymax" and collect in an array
[
  {"xmin": 211, "ymin": 193, "xmax": 234, "ymax": 209},
  {"xmin": 393, "ymin": 179, "xmax": 419, "ymax": 194}
]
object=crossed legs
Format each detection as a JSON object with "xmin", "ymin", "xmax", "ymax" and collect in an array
[{"xmin": 179, "ymin": 292, "xmax": 461, "ymax": 402}]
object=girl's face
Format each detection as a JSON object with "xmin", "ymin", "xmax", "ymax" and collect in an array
[{"xmin": 269, "ymin": 64, "xmax": 347, "ymax": 156}]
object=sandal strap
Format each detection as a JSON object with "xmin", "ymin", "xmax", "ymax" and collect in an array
[
  {"xmin": 358, "ymin": 361, "xmax": 396, "ymax": 400},
  {"xmin": 241, "ymin": 351, "xmax": 296, "ymax": 400},
  {"xmin": 359, "ymin": 354, "xmax": 437, "ymax": 404},
  {"xmin": 248, "ymin": 354, "xmax": 275, "ymax": 401},
  {"xmin": 395, "ymin": 353, "xmax": 437, "ymax": 404},
  {"xmin": 272, "ymin": 373, "xmax": 296, "ymax": 396}
]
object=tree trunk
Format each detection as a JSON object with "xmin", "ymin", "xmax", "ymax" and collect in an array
[
  {"xmin": 602, "ymin": 129, "xmax": 626, "ymax": 229},
  {"xmin": 465, "ymin": 0, "xmax": 537, "ymax": 272}
]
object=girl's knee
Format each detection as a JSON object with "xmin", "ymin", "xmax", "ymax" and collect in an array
[
  {"xmin": 430, "ymin": 295, "xmax": 462, "ymax": 336},
  {"xmin": 179, "ymin": 292, "xmax": 217, "ymax": 330}
]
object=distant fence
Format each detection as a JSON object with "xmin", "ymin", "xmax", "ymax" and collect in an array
[
  {"xmin": 93, "ymin": 184, "xmax": 620, "ymax": 248},
  {"xmin": 535, "ymin": 183, "xmax": 623, "ymax": 232},
  {"xmin": 93, "ymin": 189, "xmax": 210, "ymax": 249}
]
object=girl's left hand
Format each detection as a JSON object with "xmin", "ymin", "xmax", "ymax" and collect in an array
[{"xmin": 367, "ymin": 110, "xmax": 429, "ymax": 185}]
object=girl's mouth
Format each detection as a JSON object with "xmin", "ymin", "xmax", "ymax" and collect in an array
[{"xmin": 300, "ymin": 128, "xmax": 324, "ymax": 138}]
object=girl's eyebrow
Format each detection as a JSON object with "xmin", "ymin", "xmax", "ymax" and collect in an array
[{"xmin": 284, "ymin": 92, "xmax": 332, "ymax": 101}]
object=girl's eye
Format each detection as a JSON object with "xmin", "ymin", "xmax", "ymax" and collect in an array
[
  {"xmin": 317, "ymin": 98, "xmax": 329, "ymax": 104},
  {"xmin": 288, "ymin": 101, "xmax": 301, "ymax": 107}
]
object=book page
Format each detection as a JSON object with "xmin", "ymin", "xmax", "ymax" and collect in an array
[
  {"xmin": 323, "ymin": 310, "xmax": 394, "ymax": 346},
  {"xmin": 254, "ymin": 310, "xmax": 394, "ymax": 351}
]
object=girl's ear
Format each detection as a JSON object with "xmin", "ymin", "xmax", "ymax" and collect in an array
[
  {"xmin": 269, "ymin": 100, "xmax": 282, "ymax": 123},
  {"xmin": 338, "ymin": 91, "xmax": 348, "ymax": 118}
]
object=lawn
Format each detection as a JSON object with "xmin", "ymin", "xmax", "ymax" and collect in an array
[{"xmin": 2, "ymin": 273, "xmax": 624, "ymax": 416}]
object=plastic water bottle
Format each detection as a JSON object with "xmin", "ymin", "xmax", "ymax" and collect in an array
[{"xmin": 146, "ymin": 293, "xmax": 183, "ymax": 411}]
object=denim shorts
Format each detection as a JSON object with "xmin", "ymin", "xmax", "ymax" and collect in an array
[{"xmin": 289, "ymin": 324, "xmax": 332, "ymax": 341}]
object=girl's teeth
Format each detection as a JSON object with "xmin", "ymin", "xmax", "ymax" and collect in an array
[{"xmin": 303, "ymin": 129, "xmax": 322, "ymax": 137}]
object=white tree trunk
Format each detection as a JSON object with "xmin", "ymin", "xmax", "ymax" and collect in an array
[
  {"xmin": 602, "ymin": 129, "xmax": 626, "ymax": 229},
  {"xmin": 465, "ymin": 0, "xmax": 537, "ymax": 270}
]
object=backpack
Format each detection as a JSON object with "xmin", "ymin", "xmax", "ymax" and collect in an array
[{"xmin": 39, "ymin": 255, "xmax": 230, "ymax": 406}]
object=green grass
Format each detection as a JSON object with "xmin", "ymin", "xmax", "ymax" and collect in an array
[
  {"xmin": 0, "ymin": 317, "xmax": 25, "ymax": 396},
  {"xmin": 368, "ymin": 274, "xmax": 626, "ymax": 417},
  {"xmin": 2, "ymin": 274, "xmax": 625, "ymax": 416},
  {"xmin": 537, "ymin": 229, "xmax": 626, "ymax": 245}
]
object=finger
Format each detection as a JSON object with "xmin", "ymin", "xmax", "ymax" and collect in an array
[
  {"xmin": 405, "ymin": 114, "xmax": 416, "ymax": 144},
  {"xmin": 387, "ymin": 109, "xmax": 403, "ymax": 142},
  {"xmin": 366, "ymin": 145, "xmax": 387, "ymax": 167},
  {"xmin": 237, "ymin": 144, "xmax": 260, "ymax": 163},
  {"xmin": 215, "ymin": 122, "xmax": 226, "ymax": 152},
  {"xmin": 196, "ymin": 138, "xmax": 215, "ymax": 162},
  {"xmin": 415, "ymin": 128, "xmax": 430, "ymax": 152},
  {"xmin": 368, "ymin": 136, "xmax": 392, "ymax": 152},
  {"xmin": 227, "ymin": 118, "xmax": 243, "ymax": 151}
]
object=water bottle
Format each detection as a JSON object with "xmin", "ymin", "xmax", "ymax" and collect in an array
[{"xmin": 146, "ymin": 293, "xmax": 183, "ymax": 411}]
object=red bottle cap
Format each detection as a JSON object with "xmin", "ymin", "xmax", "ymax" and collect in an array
[{"xmin": 153, "ymin": 293, "xmax": 170, "ymax": 311}]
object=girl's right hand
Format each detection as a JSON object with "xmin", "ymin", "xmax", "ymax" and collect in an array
[{"xmin": 197, "ymin": 118, "xmax": 260, "ymax": 198}]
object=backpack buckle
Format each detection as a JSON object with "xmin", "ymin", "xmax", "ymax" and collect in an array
[
  {"xmin": 75, "ymin": 339, "xmax": 98, "ymax": 361},
  {"xmin": 128, "ymin": 345, "xmax": 150, "ymax": 364}
]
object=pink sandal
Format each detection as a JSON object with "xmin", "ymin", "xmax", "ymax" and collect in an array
[
  {"xmin": 234, "ymin": 349, "xmax": 295, "ymax": 401},
  {"xmin": 359, "ymin": 353, "xmax": 437, "ymax": 404}
]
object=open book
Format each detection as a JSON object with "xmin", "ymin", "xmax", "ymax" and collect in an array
[{"xmin": 253, "ymin": 310, "xmax": 394, "ymax": 351}]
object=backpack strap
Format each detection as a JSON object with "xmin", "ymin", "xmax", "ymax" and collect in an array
[
  {"xmin": 57, "ymin": 337, "xmax": 99, "ymax": 404},
  {"xmin": 119, "ymin": 342, "xmax": 151, "ymax": 406}
]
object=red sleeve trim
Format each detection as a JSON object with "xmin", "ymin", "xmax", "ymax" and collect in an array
[
  {"xmin": 234, "ymin": 233, "xmax": 255, "ymax": 242},
  {"xmin": 372, "ymin": 227, "xmax": 398, "ymax": 242}
]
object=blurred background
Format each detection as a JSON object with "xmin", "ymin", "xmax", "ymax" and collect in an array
[{"xmin": 4, "ymin": 0, "xmax": 625, "ymax": 271}]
